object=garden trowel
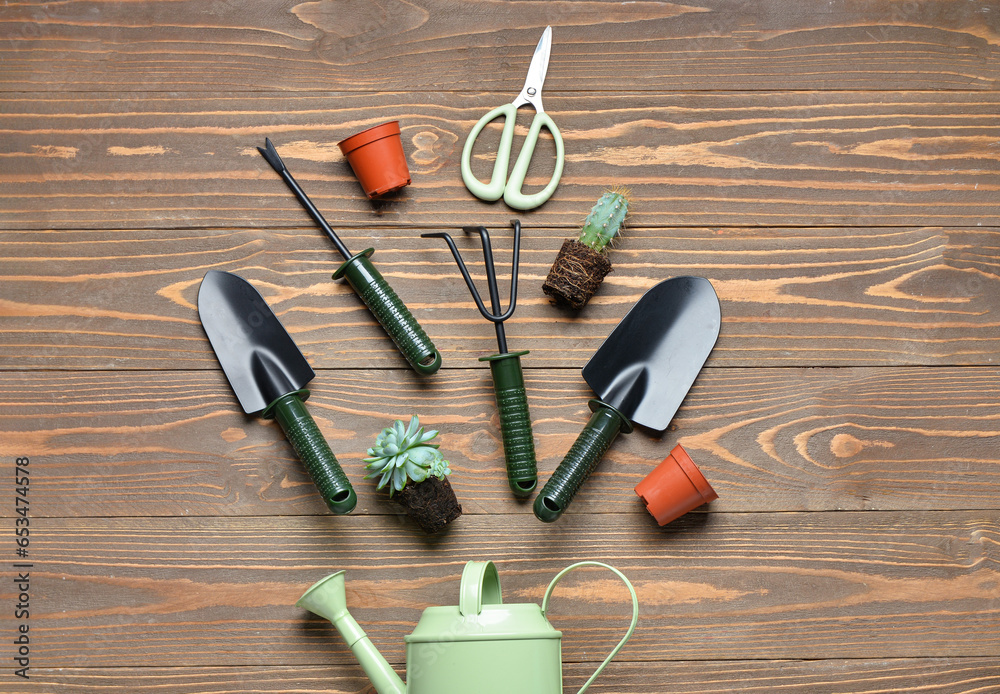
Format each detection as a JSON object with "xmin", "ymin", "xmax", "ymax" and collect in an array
[
  {"xmin": 198, "ymin": 270, "xmax": 357, "ymax": 514},
  {"xmin": 534, "ymin": 276, "xmax": 721, "ymax": 522}
]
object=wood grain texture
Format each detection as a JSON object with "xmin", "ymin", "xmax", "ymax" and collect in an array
[
  {"xmin": 2, "ymin": 0, "xmax": 998, "ymax": 93},
  {"xmin": 2, "ymin": 92, "xmax": 999, "ymax": 230},
  {"xmin": 15, "ymin": 659, "xmax": 1000, "ymax": 694},
  {"xmin": 2, "ymin": 367, "xmax": 1000, "ymax": 518},
  {"xmin": 2, "ymin": 226, "xmax": 1000, "ymax": 369},
  {"xmin": 5, "ymin": 1, "xmax": 999, "ymax": 689},
  {"xmin": 1, "ymin": 513, "xmax": 995, "ymax": 666}
]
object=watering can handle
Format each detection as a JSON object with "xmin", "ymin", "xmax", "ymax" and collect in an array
[
  {"xmin": 542, "ymin": 561, "xmax": 639, "ymax": 694},
  {"xmin": 459, "ymin": 561, "xmax": 504, "ymax": 616}
]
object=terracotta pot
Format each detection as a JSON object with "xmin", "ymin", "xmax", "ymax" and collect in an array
[
  {"xmin": 337, "ymin": 121, "xmax": 411, "ymax": 199},
  {"xmin": 634, "ymin": 444, "xmax": 718, "ymax": 525}
]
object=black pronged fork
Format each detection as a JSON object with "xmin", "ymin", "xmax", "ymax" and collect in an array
[{"xmin": 422, "ymin": 221, "xmax": 538, "ymax": 496}]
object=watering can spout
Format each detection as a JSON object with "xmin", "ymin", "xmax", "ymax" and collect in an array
[{"xmin": 297, "ymin": 572, "xmax": 406, "ymax": 694}]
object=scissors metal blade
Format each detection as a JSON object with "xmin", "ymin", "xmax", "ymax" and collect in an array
[{"xmin": 513, "ymin": 26, "xmax": 552, "ymax": 111}]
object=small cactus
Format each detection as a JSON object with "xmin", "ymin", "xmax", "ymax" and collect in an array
[
  {"xmin": 578, "ymin": 190, "xmax": 629, "ymax": 252},
  {"xmin": 542, "ymin": 190, "xmax": 631, "ymax": 309}
]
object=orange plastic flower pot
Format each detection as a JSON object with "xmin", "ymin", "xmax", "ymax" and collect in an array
[
  {"xmin": 634, "ymin": 444, "xmax": 718, "ymax": 525},
  {"xmin": 337, "ymin": 121, "xmax": 411, "ymax": 199}
]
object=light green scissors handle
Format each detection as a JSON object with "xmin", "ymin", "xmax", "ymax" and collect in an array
[
  {"xmin": 461, "ymin": 103, "xmax": 564, "ymax": 211},
  {"xmin": 460, "ymin": 26, "xmax": 564, "ymax": 211}
]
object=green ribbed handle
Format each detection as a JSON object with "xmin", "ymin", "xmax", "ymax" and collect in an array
[
  {"xmin": 333, "ymin": 249, "xmax": 441, "ymax": 375},
  {"xmin": 480, "ymin": 351, "xmax": 537, "ymax": 496},
  {"xmin": 264, "ymin": 390, "xmax": 357, "ymax": 515},
  {"xmin": 534, "ymin": 399, "xmax": 633, "ymax": 522}
]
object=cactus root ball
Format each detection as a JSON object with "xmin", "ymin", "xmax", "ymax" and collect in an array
[{"xmin": 542, "ymin": 239, "xmax": 613, "ymax": 310}]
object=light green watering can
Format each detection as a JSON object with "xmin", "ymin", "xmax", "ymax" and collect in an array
[{"xmin": 297, "ymin": 560, "xmax": 639, "ymax": 694}]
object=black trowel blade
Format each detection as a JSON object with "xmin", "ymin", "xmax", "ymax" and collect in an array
[
  {"xmin": 582, "ymin": 276, "xmax": 721, "ymax": 431},
  {"xmin": 198, "ymin": 270, "xmax": 314, "ymax": 414}
]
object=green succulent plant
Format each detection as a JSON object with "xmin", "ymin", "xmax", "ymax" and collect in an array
[
  {"xmin": 364, "ymin": 415, "xmax": 451, "ymax": 496},
  {"xmin": 577, "ymin": 189, "xmax": 629, "ymax": 252}
]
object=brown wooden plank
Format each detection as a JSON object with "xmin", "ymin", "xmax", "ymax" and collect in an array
[
  {"xmin": 2, "ymin": 367, "xmax": 999, "ymax": 519},
  {"xmin": 2, "ymin": 92, "xmax": 999, "ymax": 230},
  {"xmin": 2, "ymin": 0, "xmax": 997, "ymax": 93},
  {"xmin": 4, "ymin": 3, "xmax": 998, "ymax": 688},
  {"xmin": 2, "ymin": 512, "xmax": 995, "ymax": 666},
  {"xmin": 2, "ymin": 225, "xmax": 999, "ymax": 369},
  {"xmin": 15, "ymin": 659, "xmax": 1000, "ymax": 694}
]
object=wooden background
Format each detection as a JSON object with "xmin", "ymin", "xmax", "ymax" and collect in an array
[{"xmin": 2, "ymin": 1, "xmax": 999, "ymax": 691}]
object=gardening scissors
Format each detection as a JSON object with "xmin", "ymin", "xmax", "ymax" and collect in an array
[{"xmin": 461, "ymin": 26, "xmax": 564, "ymax": 211}]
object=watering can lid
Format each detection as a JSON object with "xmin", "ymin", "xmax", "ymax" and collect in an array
[{"xmin": 405, "ymin": 561, "xmax": 561, "ymax": 644}]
